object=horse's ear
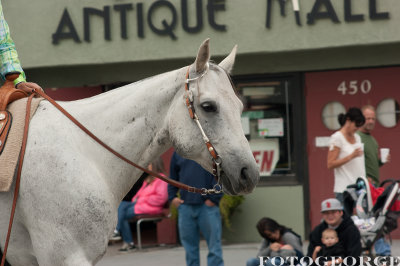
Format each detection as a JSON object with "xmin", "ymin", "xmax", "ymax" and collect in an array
[
  {"xmin": 219, "ymin": 45, "xmax": 237, "ymax": 74},
  {"xmin": 195, "ymin": 39, "xmax": 210, "ymax": 73}
]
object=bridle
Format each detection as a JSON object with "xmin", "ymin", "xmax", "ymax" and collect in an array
[
  {"xmin": 184, "ymin": 63, "xmax": 223, "ymax": 194},
  {"xmin": 1, "ymin": 63, "xmax": 223, "ymax": 265}
]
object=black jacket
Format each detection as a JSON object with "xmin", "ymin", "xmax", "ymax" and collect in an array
[
  {"xmin": 307, "ymin": 214, "xmax": 361, "ymax": 258},
  {"xmin": 316, "ymin": 242, "xmax": 346, "ymax": 264},
  {"xmin": 168, "ymin": 152, "xmax": 223, "ymax": 205},
  {"xmin": 317, "ymin": 242, "xmax": 345, "ymax": 258}
]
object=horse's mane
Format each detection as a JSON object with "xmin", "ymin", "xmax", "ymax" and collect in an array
[{"xmin": 59, "ymin": 67, "xmax": 185, "ymax": 106}]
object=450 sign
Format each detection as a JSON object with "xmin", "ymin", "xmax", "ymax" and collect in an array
[{"xmin": 337, "ymin": 80, "xmax": 372, "ymax": 95}]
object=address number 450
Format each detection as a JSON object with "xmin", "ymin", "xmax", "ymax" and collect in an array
[{"xmin": 337, "ymin": 80, "xmax": 372, "ymax": 95}]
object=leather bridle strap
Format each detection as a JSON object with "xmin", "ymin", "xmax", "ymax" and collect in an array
[
  {"xmin": 184, "ymin": 66, "xmax": 219, "ymax": 159},
  {"xmin": 31, "ymin": 88, "xmax": 221, "ymax": 195},
  {"xmin": 184, "ymin": 66, "xmax": 222, "ymax": 190},
  {"xmin": 1, "ymin": 94, "xmax": 34, "ymax": 266}
]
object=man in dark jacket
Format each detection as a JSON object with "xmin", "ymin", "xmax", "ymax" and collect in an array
[
  {"xmin": 307, "ymin": 198, "xmax": 361, "ymax": 263},
  {"xmin": 168, "ymin": 152, "xmax": 224, "ymax": 266}
]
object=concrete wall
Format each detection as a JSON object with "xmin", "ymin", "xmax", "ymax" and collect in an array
[
  {"xmin": 222, "ymin": 186, "xmax": 305, "ymax": 243},
  {"xmin": 4, "ymin": 0, "xmax": 398, "ymax": 67},
  {"xmin": 2, "ymin": 0, "xmax": 399, "ymax": 87}
]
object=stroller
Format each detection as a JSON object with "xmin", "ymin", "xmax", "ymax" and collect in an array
[{"xmin": 343, "ymin": 176, "xmax": 400, "ymax": 255}]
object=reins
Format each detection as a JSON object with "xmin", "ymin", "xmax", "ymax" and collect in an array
[
  {"xmin": 1, "ymin": 94, "xmax": 34, "ymax": 266},
  {"xmin": 33, "ymin": 87, "xmax": 211, "ymax": 194},
  {"xmin": 1, "ymin": 65, "xmax": 222, "ymax": 265},
  {"xmin": 31, "ymin": 67, "xmax": 222, "ymax": 195}
]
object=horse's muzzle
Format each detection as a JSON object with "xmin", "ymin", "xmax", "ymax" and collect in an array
[{"xmin": 221, "ymin": 166, "xmax": 259, "ymax": 195}]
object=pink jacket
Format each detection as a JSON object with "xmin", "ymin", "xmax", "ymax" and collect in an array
[{"xmin": 132, "ymin": 176, "xmax": 168, "ymax": 215}]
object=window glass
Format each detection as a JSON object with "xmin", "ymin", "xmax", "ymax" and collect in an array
[
  {"xmin": 376, "ymin": 98, "xmax": 400, "ymax": 128},
  {"xmin": 321, "ymin": 102, "xmax": 346, "ymax": 130},
  {"xmin": 238, "ymin": 81, "xmax": 293, "ymax": 177}
]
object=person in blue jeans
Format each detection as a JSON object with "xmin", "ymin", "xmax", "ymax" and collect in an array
[
  {"xmin": 168, "ymin": 152, "xmax": 224, "ymax": 266},
  {"xmin": 111, "ymin": 158, "xmax": 168, "ymax": 252}
]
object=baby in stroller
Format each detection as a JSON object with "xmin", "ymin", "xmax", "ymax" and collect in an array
[{"xmin": 343, "ymin": 176, "xmax": 400, "ymax": 255}]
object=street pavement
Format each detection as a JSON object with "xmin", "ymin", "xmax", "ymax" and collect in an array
[
  {"xmin": 97, "ymin": 240, "xmax": 400, "ymax": 266},
  {"xmin": 97, "ymin": 241, "xmax": 259, "ymax": 266}
]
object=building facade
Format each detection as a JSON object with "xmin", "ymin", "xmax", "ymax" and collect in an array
[{"xmin": 5, "ymin": 0, "xmax": 400, "ymax": 242}]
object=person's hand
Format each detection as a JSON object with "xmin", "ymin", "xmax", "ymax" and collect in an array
[
  {"xmin": 16, "ymin": 82, "xmax": 43, "ymax": 94},
  {"xmin": 326, "ymin": 258, "xmax": 342, "ymax": 265},
  {"xmin": 312, "ymin": 245, "xmax": 321, "ymax": 261},
  {"xmin": 386, "ymin": 153, "xmax": 391, "ymax": 163},
  {"xmin": 313, "ymin": 246, "xmax": 321, "ymax": 253},
  {"xmin": 280, "ymin": 244, "xmax": 293, "ymax": 250},
  {"xmin": 269, "ymin": 242, "xmax": 282, "ymax": 252},
  {"xmin": 351, "ymin": 148, "xmax": 363, "ymax": 159},
  {"xmin": 171, "ymin": 197, "xmax": 184, "ymax": 208},
  {"xmin": 335, "ymin": 258, "xmax": 343, "ymax": 265},
  {"xmin": 204, "ymin": 199, "xmax": 215, "ymax": 207}
]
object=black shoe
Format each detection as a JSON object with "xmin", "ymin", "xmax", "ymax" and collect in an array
[
  {"xmin": 110, "ymin": 231, "xmax": 122, "ymax": 241},
  {"xmin": 118, "ymin": 242, "xmax": 136, "ymax": 252}
]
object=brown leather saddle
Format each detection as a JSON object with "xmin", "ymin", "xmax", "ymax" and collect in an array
[{"xmin": 0, "ymin": 74, "xmax": 28, "ymax": 155}]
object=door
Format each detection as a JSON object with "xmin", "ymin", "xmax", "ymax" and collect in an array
[{"xmin": 305, "ymin": 67, "xmax": 400, "ymax": 237}]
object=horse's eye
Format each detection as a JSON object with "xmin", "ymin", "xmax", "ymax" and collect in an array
[{"xmin": 201, "ymin": 101, "xmax": 217, "ymax": 113}]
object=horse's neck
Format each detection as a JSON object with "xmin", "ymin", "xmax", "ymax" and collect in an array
[{"xmin": 62, "ymin": 67, "xmax": 185, "ymax": 200}]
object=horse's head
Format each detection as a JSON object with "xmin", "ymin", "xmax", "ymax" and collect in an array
[{"xmin": 169, "ymin": 39, "xmax": 259, "ymax": 195}]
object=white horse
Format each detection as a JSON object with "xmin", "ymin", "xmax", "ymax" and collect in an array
[{"xmin": 0, "ymin": 39, "xmax": 259, "ymax": 265}]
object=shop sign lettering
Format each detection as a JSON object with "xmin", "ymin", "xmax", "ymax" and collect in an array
[
  {"xmin": 266, "ymin": 0, "xmax": 389, "ymax": 28},
  {"xmin": 253, "ymin": 150, "xmax": 275, "ymax": 173},
  {"xmin": 52, "ymin": 0, "xmax": 390, "ymax": 45},
  {"xmin": 249, "ymin": 139, "xmax": 280, "ymax": 176},
  {"xmin": 52, "ymin": 0, "xmax": 226, "ymax": 44}
]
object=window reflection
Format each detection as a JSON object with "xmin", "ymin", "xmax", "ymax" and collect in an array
[{"xmin": 238, "ymin": 81, "xmax": 293, "ymax": 176}]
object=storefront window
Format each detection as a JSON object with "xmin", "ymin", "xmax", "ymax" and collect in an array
[
  {"xmin": 376, "ymin": 98, "xmax": 400, "ymax": 128},
  {"xmin": 237, "ymin": 80, "xmax": 295, "ymax": 178}
]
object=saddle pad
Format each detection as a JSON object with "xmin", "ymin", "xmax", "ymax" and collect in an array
[{"xmin": 0, "ymin": 97, "xmax": 42, "ymax": 192}]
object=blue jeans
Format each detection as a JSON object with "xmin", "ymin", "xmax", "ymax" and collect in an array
[
  {"xmin": 246, "ymin": 257, "xmax": 292, "ymax": 266},
  {"xmin": 247, "ymin": 257, "xmax": 262, "ymax": 266},
  {"xmin": 178, "ymin": 204, "xmax": 224, "ymax": 266},
  {"xmin": 116, "ymin": 201, "xmax": 136, "ymax": 244},
  {"xmin": 375, "ymin": 237, "xmax": 391, "ymax": 255}
]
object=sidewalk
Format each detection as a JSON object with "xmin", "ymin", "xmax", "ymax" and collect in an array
[
  {"xmin": 97, "ymin": 241, "xmax": 258, "ymax": 266},
  {"xmin": 97, "ymin": 240, "xmax": 400, "ymax": 266}
]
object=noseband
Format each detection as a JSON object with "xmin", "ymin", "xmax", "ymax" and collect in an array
[{"xmin": 184, "ymin": 64, "xmax": 222, "ymax": 194}]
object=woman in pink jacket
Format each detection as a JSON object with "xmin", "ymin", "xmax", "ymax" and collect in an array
[{"xmin": 112, "ymin": 158, "xmax": 168, "ymax": 252}]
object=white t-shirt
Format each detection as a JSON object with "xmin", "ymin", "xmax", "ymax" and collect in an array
[{"xmin": 329, "ymin": 131, "xmax": 366, "ymax": 193}]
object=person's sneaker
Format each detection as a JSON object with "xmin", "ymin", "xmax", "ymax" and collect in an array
[
  {"xmin": 118, "ymin": 242, "xmax": 136, "ymax": 252},
  {"xmin": 110, "ymin": 230, "xmax": 121, "ymax": 241}
]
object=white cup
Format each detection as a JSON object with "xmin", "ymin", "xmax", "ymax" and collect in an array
[{"xmin": 380, "ymin": 148, "xmax": 390, "ymax": 163}]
